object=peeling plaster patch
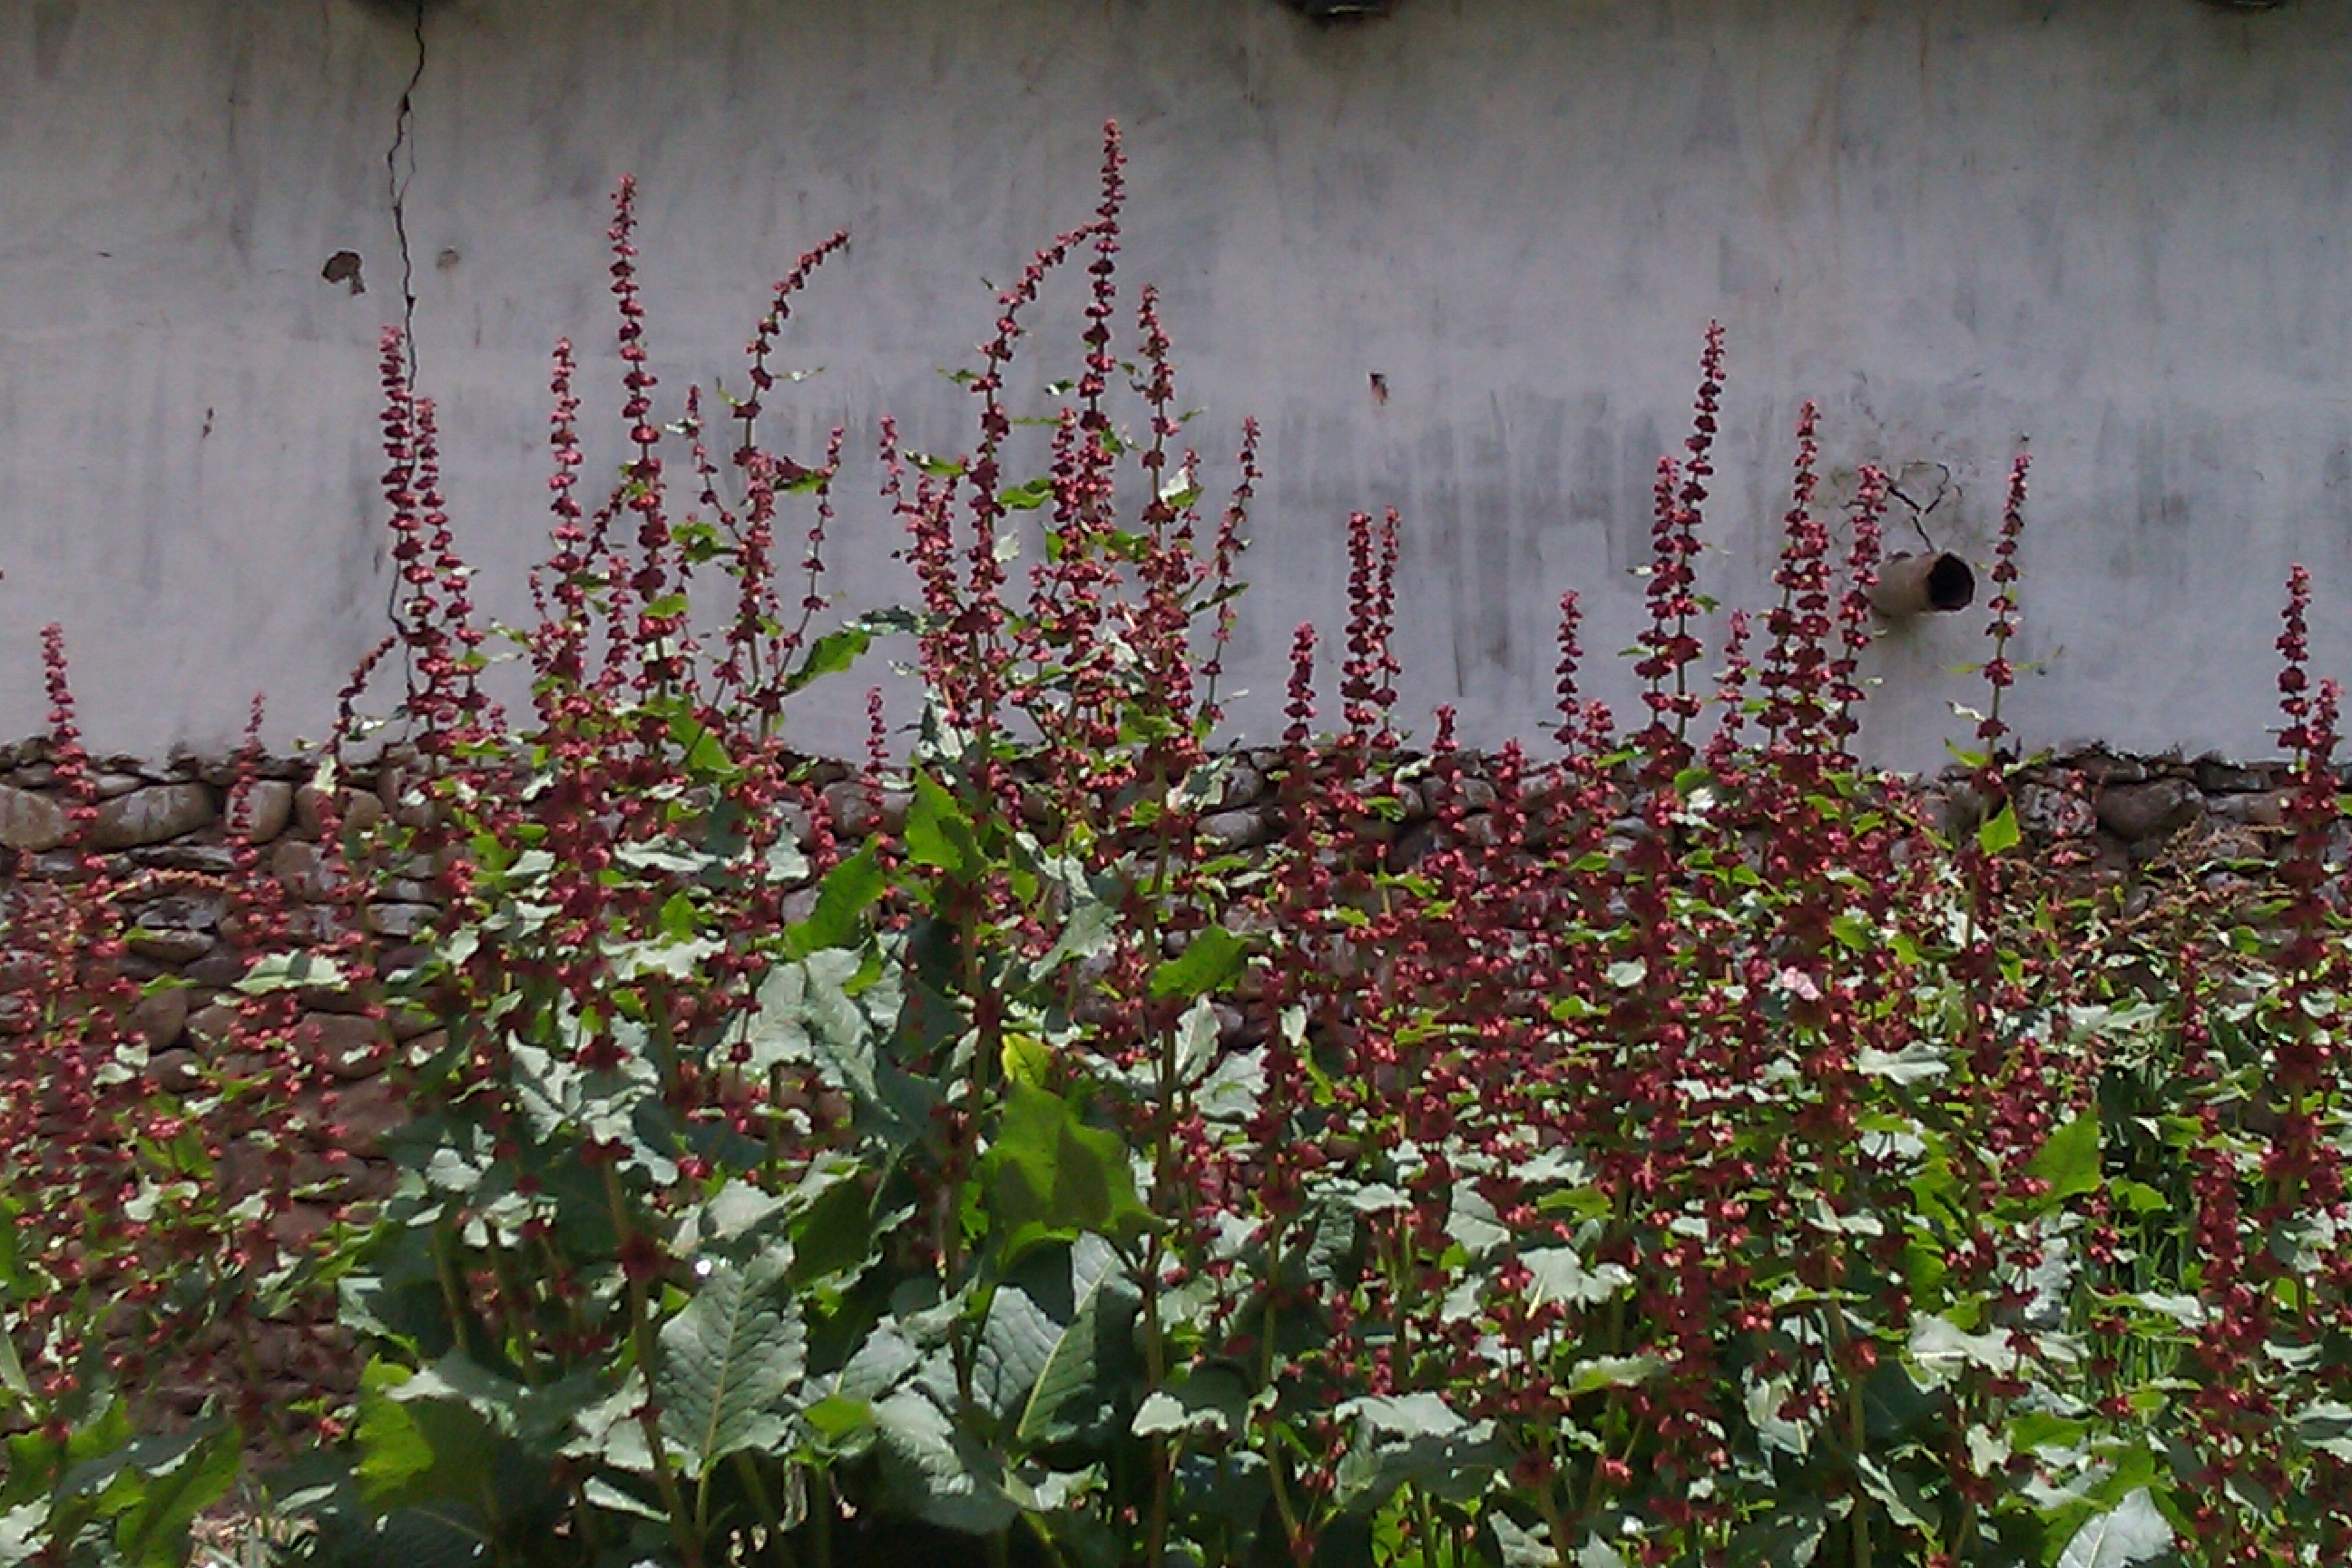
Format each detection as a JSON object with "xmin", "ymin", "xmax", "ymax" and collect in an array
[{"xmin": 321, "ymin": 250, "xmax": 366, "ymax": 294}]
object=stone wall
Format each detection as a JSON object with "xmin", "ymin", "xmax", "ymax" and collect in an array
[{"xmin": 1, "ymin": 735, "xmax": 2327, "ymax": 1028}]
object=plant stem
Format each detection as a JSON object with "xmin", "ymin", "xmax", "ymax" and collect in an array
[{"xmin": 604, "ymin": 1163, "xmax": 701, "ymax": 1568}]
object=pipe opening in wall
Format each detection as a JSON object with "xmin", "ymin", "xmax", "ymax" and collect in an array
[{"xmin": 1869, "ymin": 552, "xmax": 1975, "ymax": 619}]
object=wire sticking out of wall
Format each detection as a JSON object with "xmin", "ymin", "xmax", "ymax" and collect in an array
[{"xmin": 1281, "ymin": 0, "xmax": 1396, "ymax": 20}]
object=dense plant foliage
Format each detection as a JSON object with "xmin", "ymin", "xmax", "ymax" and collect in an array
[{"xmin": 6, "ymin": 124, "xmax": 2352, "ymax": 1568}]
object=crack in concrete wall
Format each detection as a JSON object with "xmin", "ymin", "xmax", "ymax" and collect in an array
[{"xmin": 380, "ymin": 0, "xmax": 427, "ymax": 679}]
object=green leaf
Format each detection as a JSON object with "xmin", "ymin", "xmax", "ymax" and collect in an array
[
  {"xmin": 1978, "ymin": 801, "xmax": 2022, "ymax": 854},
  {"xmin": 1000, "ymin": 1033, "xmax": 1054, "ymax": 1090},
  {"xmin": 662, "ymin": 705, "xmax": 734, "ymax": 776},
  {"xmin": 981, "ymin": 1083, "xmax": 1152, "ymax": 1262},
  {"xmin": 235, "ymin": 950, "xmax": 347, "ymax": 995},
  {"xmin": 872, "ymin": 1389, "xmax": 1017, "ymax": 1534},
  {"xmin": 2291, "ymin": 1399, "xmax": 2352, "ymax": 1461},
  {"xmin": 784, "ymin": 626, "xmax": 874, "ymax": 695},
  {"xmin": 1563, "ymin": 1356, "xmax": 1662, "ymax": 1396},
  {"xmin": 800, "ymin": 1395, "xmax": 874, "ymax": 1448},
  {"xmin": 2055, "ymin": 1489, "xmax": 2175, "ymax": 1568},
  {"xmin": 1171, "ymin": 997, "xmax": 1220, "ymax": 1091},
  {"xmin": 788, "ymin": 842, "xmax": 886, "ymax": 957},
  {"xmin": 789, "ymin": 1172, "xmax": 877, "ymax": 1288},
  {"xmin": 1855, "ymin": 1455, "xmax": 1936, "ymax": 1535},
  {"xmin": 1148, "ymin": 926, "xmax": 1246, "ymax": 1001},
  {"xmin": 1729, "ymin": 1501, "xmax": 1828, "ymax": 1566},
  {"xmin": 355, "ymin": 1362, "xmax": 501, "ymax": 1510},
  {"xmin": 1019, "ymin": 1237, "xmax": 1142, "ymax": 1447},
  {"xmin": 0, "ymin": 1503, "xmax": 42, "ymax": 1566},
  {"xmin": 1906, "ymin": 1314, "xmax": 2020, "ymax": 1386},
  {"xmin": 1128, "ymin": 1363, "xmax": 1250, "ymax": 1443},
  {"xmin": 655, "ymin": 1248, "xmax": 807, "ymax": 1477},
  {"xmin": 1000, "ymin": 476, "xmax": 1055, "ymax": 511},
  {"xmin": 904, "ymin": 771, "xmax": 977, "ymax": 878},
  {"xmin": 2027, "ymin": 1112, "xmax": 2102, "ymax": 1209},
  {"xmin": 971, "ymin": 1281, "xmax": 1063, "ymax": 1423},
  {"xmin": 1521, "ymin": 1249, "xmax": 1633, "ymax": 1309},
  {"xmin": 109, "ymin": 1424, "xmax": 240, "ymax": 1568},
  {"xmin": 1333, "ymin": 1393, "xmax": 1505, "ymax": 1509},
  {"xmin": 1857, "ymin": 1043, "xmax": 1950, "ymax": 1084}
]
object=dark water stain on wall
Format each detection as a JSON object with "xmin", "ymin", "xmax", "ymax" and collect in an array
[{"xmin": 34, "ymin": 0, "xmax": 77, "ymax": 83}]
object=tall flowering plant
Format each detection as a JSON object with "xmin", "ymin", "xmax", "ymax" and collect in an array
[{"xmin": 5, "ymin": 122, "xmax": 2352, "ymax": 1568}]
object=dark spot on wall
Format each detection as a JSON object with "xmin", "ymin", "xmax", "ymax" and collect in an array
[
  {"xmin": 1687, "ymin": 53, "xmax": 1739, "ymax": 155},
  {"xmin": 436, "ymin": 248, "xmax": 462, "ymax": 270},
  {"xmin": 1367, "ymin": 372, "xmax": 1387, "ymax": 406},
  {"xmin": 321, "ymin": 251, "xmax": 366, "ymax": 295},
  {"xmin": 33, "ymin": 0, "xmax": 76, "ymax": 83}
]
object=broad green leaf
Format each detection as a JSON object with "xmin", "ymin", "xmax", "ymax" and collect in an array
[
  {"xmin": 1001, "ymin": 1032, "xmax": 1054, "ymax": 1089},
  {"xmin": 1149, "ymin": 926, "xmax": 1247, "ymax": 1001},
  {"xmin": 1037, "ymin": 896, "xmax": 1119, "ymax": 975},
  {"xmin": 1129, "ymin": 1364, "xmax": 1250, "ymax": 1442},
  {"xmin": 655, "ymin": 1249, "xmax": 807, "ymax": 1477},
  {"xmin": 235, "ymin": 951, "xmax": 346, "ymax": 995},
  {"xmin": 109, "ymin": 1423, "xmax": 240, "ymax": 1568},
  {"xmin": 2027, "ymin": 1112, "xmax": 2102, "ymax": 1209},
  {"xmin": 799, "ymin": 1395, "xmax": 874, "ymax": 1448},
  {"xmin": 2055, "ymin": 1488, "xmax": 2175, "ymax": 1568},
  {"xmin": 1857, "ymin": 1043, "xmax": 1949, "ymax": 1084},
  {"xmin": 1333, "ymin": 1393, "xmax": 1505, "ymax": 1509},
  {"xmin": 789, "ymin": 1172, "xmax": 876, "ymax": 1287},
  {"xmin": 787, "ymin": 841, "xmax": 887, "ymax": 957},
  {"xmin": 44, "ymin": 1422, "xmax": 240, "ymax": 1568},
  {"xmin": 663, "ymin": 706, "xmax": 733, "ymax": 776},
  {"xmin": 0, "ymin": 1503, "xmax": 42, "ymax": 1568},
  {"xmin": 1522, "ymin": 1249, "xmax": 1633, "ymax": 1309},
  {"xmin": 981, "ymin": 1083, "xmax": 1152, "ymax": 1261},
  {"xmin": 1563, "ymin": 1356, "xmax": 1662, "ymax": 1396},
  {"xmin": 784, "ymin": 626, "xmax": 875, "ymax": 695},
  {"xmin": 904, "ymin": 770, "xmax": 977, "ymax": 877},
  {"xmin": 2008, "ymin": 1412, "xmax": 2092, "ymax": 1454},
  {"xmin": 1171, "ymin": 996, "xmax": 1220, "ymax": 1090},
  {"xmin": 1978, "ymin": 801, "xmax": 2022, "ymax": 854},
  {"xmin": 1855, "ymin": 1455, "xmax": 1936, "ymax": 1534},
  {"xmin": 1000, "ymin": 476, "xmax": 1055, "ymax": 511},
  {"xmin": 608, "ymin": 930, "xmax": 721, "ymax": 981},
  {"xmin": 1018, "ymin": 1239, "xmax": 1142, "ymax": 1448},
  {"xmin": 970, "ymin": 1287, "xmax": 1058, "ymax": 1427},
  {"xmin": 1446, "ymin": 1186, "xmax": 1510, "ymax": 1260},
  {"xmin": 2292, "ymin": 1399, "xmax": 2352, "ymax": 1461},
  {"xmin": 1907, "ymin": 1314, "xmax": 2019, "ymax": 1385},
  {"xmin": 872, "ymin": 1389, "xmax": 1017, "ymax": 1534},
  {"xmin": 579, "ymin": 1477, "xmax": 669, "ymax": 1524},
  {"xmin": 355, "ymin": 1362, "xmax": 501, "ymax": 1509},
  {"xmin": 1727, "ymin": 1501, "xmax": 1828, "ymax": 1567}
]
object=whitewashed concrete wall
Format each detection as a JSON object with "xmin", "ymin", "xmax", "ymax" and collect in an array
[{"xmin": 4, "ymin": 0, "xmax": 2349, "ymax": 768}]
